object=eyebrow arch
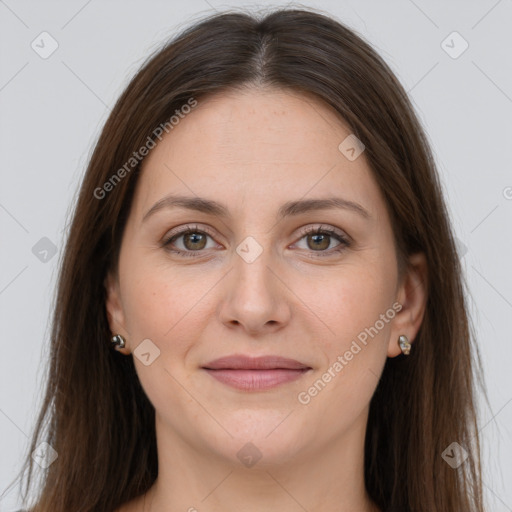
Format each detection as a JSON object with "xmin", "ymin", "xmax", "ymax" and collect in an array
[{"xmin": 142, "ymin": 193, "xmax": 370, "ymax": 223}]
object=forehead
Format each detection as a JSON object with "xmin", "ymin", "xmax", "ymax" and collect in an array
[
  {"xmin": 133, "ymin": 88, "xmax": 384, "ymax": 220},
  {"xmin": 154, "ymin": 88, "xmax": 352, "ymax": 163}
]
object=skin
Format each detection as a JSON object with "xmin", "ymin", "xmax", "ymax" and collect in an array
[{"xmin": 106, "ymin": 87, "xmax": 428, "ymax": 512}]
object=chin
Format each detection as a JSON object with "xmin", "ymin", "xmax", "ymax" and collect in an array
[{"xmin": 209, "ymin": 415, "xmax": 307, "ymax": 465}]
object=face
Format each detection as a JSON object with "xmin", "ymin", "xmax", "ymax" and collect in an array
[{"xmin": 105, "ymin": 88, "xmax": 426, "ymax": 468}]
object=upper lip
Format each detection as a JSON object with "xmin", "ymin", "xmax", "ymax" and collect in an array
[{"xmin": 202, "ymin": 355, "xmax": 311, "ymax": 370}]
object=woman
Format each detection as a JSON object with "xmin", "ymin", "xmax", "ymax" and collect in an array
[{"xmin": 8, "ymin": 7, "xmax": 485, "ymax": 512}]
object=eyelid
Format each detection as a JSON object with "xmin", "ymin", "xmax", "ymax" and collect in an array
[
  {"xmin": 294, "ymin": 224, "xmax": 351, "ymax": 243},
  {"xmin": 163, "ymin": 223, "xmax": 217, "ymax": 241},
  {"xmin": 161, "ymin": 223, "xmax": 351, "ymax": 257},
  {"xmin": 161, "ymin": 223, "xmax": 222, "ymax": 251},
  {"xmin": 163, "ymin": 223, "xmax": 350, "ymax": 242}
]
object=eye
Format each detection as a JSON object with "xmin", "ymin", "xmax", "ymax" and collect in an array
[
  {"xmin": 293, "ymin": 225, "xmax": 351, "ymax": 257},
  {"xmin": 161, "ymin": 224, "xmax": 219, "ymax": 258},
  {"xmin": 161, "ymin": 224, "xmax": 351, "ymax": 258}
]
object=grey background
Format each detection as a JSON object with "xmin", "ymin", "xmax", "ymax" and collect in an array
[{"xmin": 1, "ymin": 0, "xmax": 511, "ymax": 510}]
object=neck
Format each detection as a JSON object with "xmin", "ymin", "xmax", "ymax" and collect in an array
[{"xmin": 145, "ymin": 411, "xmax": 380, "ymax": 512}]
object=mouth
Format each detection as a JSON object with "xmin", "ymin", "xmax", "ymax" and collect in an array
[{"xmin": 202, "ymin": 355, "xmax": 312, "ymax": 391}]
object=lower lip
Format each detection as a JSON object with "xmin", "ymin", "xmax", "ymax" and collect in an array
[{"xmin": 203, "ymin": 368, "xmax": 311, "ymax": 391}]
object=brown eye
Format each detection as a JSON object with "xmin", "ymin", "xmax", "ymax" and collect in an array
[
  {"xmin": 162, "ymin": 225, "xmax": 218, "ymax": 258},
  {"xmin": 293, "ymin": 226, "xmax": 351, "ymax": 257},
  {"xmin": 182, "ymin": 232, "xmax": 207, "ymax": 250},
  {"xmin": 307, "ymin": 233, "xmax": 331, "ymax": 251}
]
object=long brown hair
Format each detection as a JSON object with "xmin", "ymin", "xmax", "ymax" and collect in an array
[{"xmin": 6, "ymin": 7, "xmax": 485, "ymax": 511}]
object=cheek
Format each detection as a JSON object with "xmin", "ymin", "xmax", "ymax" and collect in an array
[
  {"xmin": 296, "ymin": 255, "xmax": 397, "ymax": 415},
  {"xmin": 119, "ymin": 266, "xmax": 203, "ymax": 411},
  {"xmin": 301, "ymin": 261, "xmax": 396, "ymax": 353},
  {"xmin": 120, "ymin": 261, "xmax": 198, "ymax": 351},
  {"xmin": 294, "ymin": 272, "xmax": 393, "ymax": 430},
  {"xmin": 119, "ymin": 258, "xmax": 226, "ymax": 379}
]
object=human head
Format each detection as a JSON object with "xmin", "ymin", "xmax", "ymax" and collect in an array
[{"xmin": 15, "ymin": 8, "xmax": 483, "ymax": 512}]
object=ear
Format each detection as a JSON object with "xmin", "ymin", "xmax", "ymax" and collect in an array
[
  {"xmin": 104, "ymin": 271, "xmax": 130, "ymax": 354},
  {"xmin": 387, "ymin": 252, "xmax": 428, "ymax": 357}
]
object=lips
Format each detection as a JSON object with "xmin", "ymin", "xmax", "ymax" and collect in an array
[
  {"xmin": 202, "ymin": 355, "xmax": 312, "ymax": 391},
  {"xmin": 203, "ymin": 355, "xmax": 310, "ymax": 370}
]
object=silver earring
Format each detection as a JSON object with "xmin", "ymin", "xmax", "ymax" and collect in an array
[
  {"xmin": 398, "ymin": 334, "xmax": 411, "ymax": 355},
  {"xmin": 111, "ymin": 334, "xmax": 126, "ymax": 350}
]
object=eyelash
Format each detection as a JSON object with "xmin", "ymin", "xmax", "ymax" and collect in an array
[{"xmin": 161, "ymin": 224, "xmax": 351, "ymax": 259}]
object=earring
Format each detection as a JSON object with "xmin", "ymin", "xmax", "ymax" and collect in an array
[
  {"xmin": 111, "ymin": 334, "xmax": 126, "ymax": 351},
  {"xmin": 398, "ymin": 334, "xmax": 411, "ymax": 355}
]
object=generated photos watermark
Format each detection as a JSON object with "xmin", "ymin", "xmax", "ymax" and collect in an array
[
  {"xmin": 297, "ymin": 301, "xmax": 403, "ymax": 405},
  {"xmin": 94, "ymin": 97, "xmax": 198, "ymax": 200}
]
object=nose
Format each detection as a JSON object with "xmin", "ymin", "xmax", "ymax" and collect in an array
[{"xmin": 217, "ymin": 244, "xmax": 291, "ymax": 336}]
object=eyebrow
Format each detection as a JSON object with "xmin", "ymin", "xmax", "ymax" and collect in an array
[{"xmin": 142, "ymin": 193, "xmax": 370, "ymax": 223}]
